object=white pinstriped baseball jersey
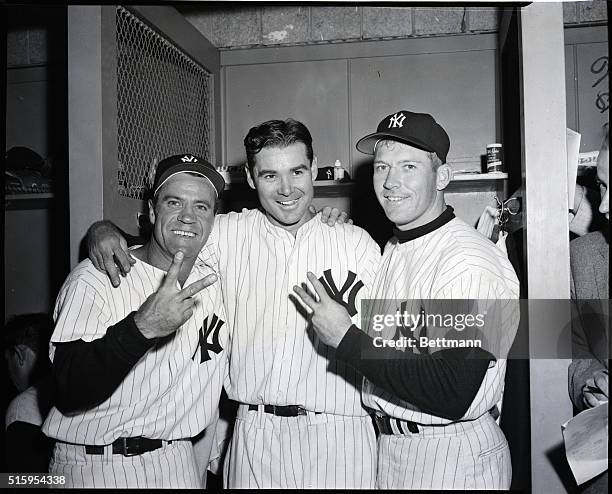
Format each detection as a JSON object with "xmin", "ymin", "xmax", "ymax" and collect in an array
[
  {"xmin": 362, "ymin": 216, "xmax": 520, "ymax": 425},
  {"xmin": 195, "ymin": 210, "xmax": 381, "ymax": 489},
  {"xmin": 198, "ymin": 209, "xmax": 381, "ymax": 415},
  {"xmin": 42, "ymin": 256, "xmax": 228, "ymax": 445}
]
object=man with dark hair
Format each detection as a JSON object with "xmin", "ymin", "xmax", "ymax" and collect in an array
[
  {"xmin": 4, "ymin": 314, "xmax": 52, "ymax": 391},
  {"xmin": 4, "ymin": 313, "xmax": 54, "ymax": 473},
  {"xmin": 294, "ymin": 110, "xmax": 520, "ymax": 489},
  {"xmin": 244, "ymin": 118, "xmax": 314, "ymax": 170},
  {"xmin": 42, "ymin": 155, "xmax": 227, "ymax": 488},
  {"xmin": 241, "ymin": 118, "xmax": 317, "ymax": 234},
  {"xmin": 88, "ymin": 119, "xmax": 381, "ymax": 488}
]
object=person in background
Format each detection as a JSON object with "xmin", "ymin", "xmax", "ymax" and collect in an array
[
  {"xmin": 4, "ymin": 313, "xmax": 55, "ymax": 473},
  {"xmin": 568, "ymin": 124, "xmax": 609, "ymax": 494}
]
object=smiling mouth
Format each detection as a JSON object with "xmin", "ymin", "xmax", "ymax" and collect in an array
[
  {"xmin": 384, "ymin": 196, "xmax": 409, "ymax": 203},
  {"xmin": 172, "ymin": 230, "xmax": 197, "ymax": 237},
  {"xmin": 277, "ymin": 199, "xmax": 299, "ymax": 207}
]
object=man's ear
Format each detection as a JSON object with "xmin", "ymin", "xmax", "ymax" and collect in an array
[
  {"xmin": 14, "ymin": 344, "xmax": 37, "ymax": 367},
  {"xmin": 148, "ymin": 199, "xmax": 156, "ymax": 225},
  {"xmin": 311, "ymin": 156, "xmax": 318, "ymax": 182},
  {"xmin": 245, "ymin": 164, "xmax": 256, "ymax": 190},
  {"xmin": 13, "ymin": 345, "xmax": 26, "ymax": 365},
  {"xmin": 436, "ymin": 164, "xmax": 452, "ymax": 191}
]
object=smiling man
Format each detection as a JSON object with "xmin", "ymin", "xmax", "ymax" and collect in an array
[
  {"xmin": 42, "ymin": 155, "xmax": 227, "ymax": 488},
  {"xmin": 294, "ymin": 110, "xmax": 520, "ymax": 490},
  {"xmin": 244, "ymin": 122, "xmax": 317, "ymax": 232},
  {"xmin": 204, "ymin": 119, "xmax": 381, "ymax": 489},
  {"xmin": 87, "ymin": 120, "xmax": 382, "ymax": 489}
]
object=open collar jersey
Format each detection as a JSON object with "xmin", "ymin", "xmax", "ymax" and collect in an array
[{"xmin": 199, "ymin": 209, "xmax": 382, "ymax": 416}]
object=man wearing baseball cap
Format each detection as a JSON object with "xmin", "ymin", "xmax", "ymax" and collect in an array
[
  {"xmin": 42, "ymin": 154, "xmax": 228, "ymax": 488},
  {"xmin": 86, "ymin": 121, "xmax": 381, "ymax": 489},
  {"xmin": 294, "ymin": 110, "xmax": 521, "ymax": 489}
]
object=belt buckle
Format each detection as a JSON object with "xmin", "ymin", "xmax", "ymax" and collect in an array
[
  {"xmin": 120, "ymin": 437, "xmax": 139, "ymax": 457},
  {"xmin": 271, "ymin": 405, "xmax": 307, "ymax": 416}
]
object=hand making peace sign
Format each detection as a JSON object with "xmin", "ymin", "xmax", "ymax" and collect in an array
[{"xmin": 134, "ymin": 251, "xmax": 218, "ymax": 339}]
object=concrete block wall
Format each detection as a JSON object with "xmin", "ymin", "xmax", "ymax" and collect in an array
[
  {"xmin": 563, "ymin": 0, "xmax": 608, "ymax": 24},
  {"xmin": 179, "ymin": 2, "xmax": 607, "ymax": 50},
  {"xmin": 6, "ymin": 3, "xmax": 608, "ymax": 65},
  {"xmin": 181, "ymin": 5, "xmax": 499, "ymax": 48}
]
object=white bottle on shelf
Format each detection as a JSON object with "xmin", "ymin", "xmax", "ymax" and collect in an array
[{"xmin": 333, "ymin": 159, "xmax": 344, "ymax": 181}]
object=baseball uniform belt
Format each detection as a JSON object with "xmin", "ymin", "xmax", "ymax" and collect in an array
[
  {"xmin": 374, "ymin": 414, "xmax": 420, "ymax": 435},
  {"xmin": 247, "ymin": 404, "xmax": 322, "ymax": 417},
  {"xmin": 80, "ymin": 437, "xmax": 174, "ymax": 456}
]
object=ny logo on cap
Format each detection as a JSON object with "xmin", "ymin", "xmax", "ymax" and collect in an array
[
  {"xmin": 388, "ymin": 112, "xmax": 406, "ymax": 129},
  {"xmin": 181, "ymin": 155, "xmax": 198, "ymax": 163}
]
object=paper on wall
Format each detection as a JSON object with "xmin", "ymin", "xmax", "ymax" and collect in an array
[
  {"xmin": 566, "ymin": 128, "xmax": 581, "ymax": 209},
  {"xmin": 562, "ymin": 402, "xmax": 608, "ymax": 485},
  {"xmin": 578, "ymin": 150, "xmax": 600, "ymax": 168}
]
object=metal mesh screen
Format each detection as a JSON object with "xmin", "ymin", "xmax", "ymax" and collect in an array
[{"xmin": 116, "ymin": 6, "xmax": 213, "ymax": 199}]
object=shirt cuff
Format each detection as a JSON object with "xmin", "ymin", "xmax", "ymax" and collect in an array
[
  {"xmin": 336, "ymin": 324, "xmax": 371, "ymax": 364},
  {"xmin": 107, "ymin": 312, "xmax": 156, "ymax": 362}
]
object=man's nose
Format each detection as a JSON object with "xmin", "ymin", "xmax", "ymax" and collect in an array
[
  {"xmin": 279, "ymin": 176, "xmax": 293, "ymax": 196},
  {"xmin": 383, "ymin": 167, "xmax": 400, "ymax": 189},
  {"xmin": 178, "ymin": 205, "xmax": 196, "ymax": 223}
]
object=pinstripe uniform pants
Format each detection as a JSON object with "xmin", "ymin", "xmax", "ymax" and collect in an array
[
  {"xmin": 49, "ymin": 440, "xmax": 201, "ymax": 488},
  {"xmin": 376, "ymin": 412, "xmax": 511, "ymax": 490},
  {"xmin": 224, "ymin": 404, "xmax": 377, "ymax": 489}
]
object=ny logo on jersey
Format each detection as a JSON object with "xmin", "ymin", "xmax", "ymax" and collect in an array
[
  {"xmin": 318, "ymin": 269, "xmax": 364, "ymax": 317},
  {"xmin": 181, "ymin": 155, "xmax": 198, "ymax": 163},
  {"xmin": 192, "ymin": 313, "xmax": 224, "ymax": 364},
  {"xmin": 388, "ymin": 112, "xmax": 406, "ymax": 129},
  {"xmin": 393, "ymin": 301, "xmax": 429, "ymax": 355}
]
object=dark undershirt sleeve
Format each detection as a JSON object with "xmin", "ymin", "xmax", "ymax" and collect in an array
[
  {"xmin": 52, "ymin": 312, "xmax": 156, "ymax": 415},
  {"xmin": 5, "ymin": 422, "xmax": 55, "ymax": 473},
  {"xmin": 124, "ymin": 231, "xmax": 144, "ymax": 247},
  {"xmin": 336, "ymin": 325, "xmax": 494, "ymax": 420}
]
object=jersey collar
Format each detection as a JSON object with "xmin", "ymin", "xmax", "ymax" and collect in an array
[
  {"xmin": 393, "ymin": 206, "xmax": 455, "ymax": 243},
  {"xmin": 261, "ymin": 209, "xmax": 320, "ymax": 240}
]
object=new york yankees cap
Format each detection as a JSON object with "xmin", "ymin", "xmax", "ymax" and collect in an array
[
  {"xmin": 152, "ymin": 154, "xmax": 225, "ymax": 198},
  {"xmin": 356, "ymin": 110, "xmax": 450, "ymax": 163}
]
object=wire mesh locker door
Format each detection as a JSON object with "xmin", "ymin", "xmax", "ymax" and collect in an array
[{"xmin": 101, "ymin": 5, "xmax": 220, "ymax": 238}]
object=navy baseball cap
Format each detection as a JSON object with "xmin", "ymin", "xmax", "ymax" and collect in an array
[
  {"xmin": 356, "ymin": 110, "xmax": 450, "ymax": 163},
  {"xmin": 152, "ymin": 154, "xmax": 225, "ymax": 198}
]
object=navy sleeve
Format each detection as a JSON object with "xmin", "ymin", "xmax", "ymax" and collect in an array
[
  {"xmin": 336, "ymin": 325, "xmax": 494, "ymax": 420},
  {"xmin": 124, "ymin": 231, "xmax": 144, "ymax": 247},
  {"xmin": 5, "ymin": 422, "xmax": 55, "ymax": 473},
  {"xmin": 52, "ymin": 312, "xmax": 156, "ymax": 415}
]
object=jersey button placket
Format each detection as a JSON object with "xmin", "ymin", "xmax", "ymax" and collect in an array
[{"xmin": 269, "ymin": 235, "xmax": 293, "ymax": 403}]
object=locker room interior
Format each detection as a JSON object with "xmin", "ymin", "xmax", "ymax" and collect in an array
[{"xmin": 3, "ymin": 2, "xmax": 609, "ymax": 492}]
